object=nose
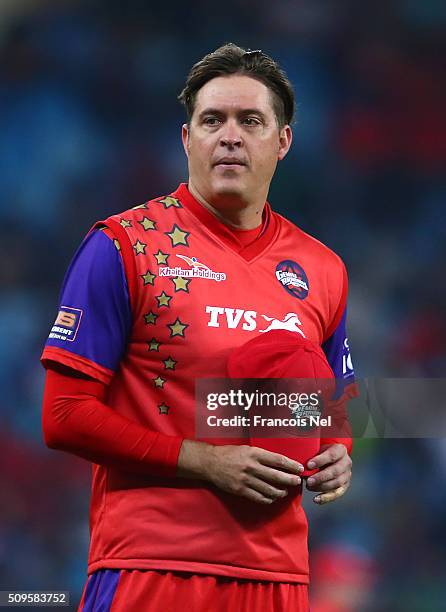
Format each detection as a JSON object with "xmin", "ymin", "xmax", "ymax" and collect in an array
[{"xmin": 220, "ymin": 119, "xmax": 243, "ymax": 148}]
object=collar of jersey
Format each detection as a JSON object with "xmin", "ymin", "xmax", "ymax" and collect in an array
[{"xmin": 173, "ymin": 183, "xmax": 279, "ymax": 262}]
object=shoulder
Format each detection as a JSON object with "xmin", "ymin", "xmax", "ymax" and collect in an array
[
  {"xmin": 96, "ymin": 192, "xmax": 187, "ymax": 250},
  {"xmin": 274, "ymin": 210, "xmax": 346, "ymax": 274},
  {"xmin": 62, "ymin": 229, "xmax": 128, "ymax": 302},
  {"xmin": 106, "ymin": 193, "xmax": 184, "ymax": 227},
  {"xmin": 91, "ymin": 192, "xmax": 184, "ymax": 305},
  {"xmin": 67, "ymin": 228, "xmax": 122, "ymax": 274}
]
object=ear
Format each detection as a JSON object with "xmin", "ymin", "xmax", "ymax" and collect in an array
[
  {"xmin": 277, "ymin": 125, "xmax": 292, "ymax": 161},
  {"xmin": 181, "ymin": 123, "xmax": 190, "ymax": 158}
]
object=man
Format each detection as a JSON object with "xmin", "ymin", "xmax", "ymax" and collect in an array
[{"xmin": 41, "ymin": 44, "xmax": 355, "ymax": 611}]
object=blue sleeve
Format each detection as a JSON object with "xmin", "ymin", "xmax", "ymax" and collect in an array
[
  {"xmin": 44, "ymin": 229, "xmax": 132, "ymax": 377},
  {"xmin": 322, "ymin": 309, "xmax": 355, "ymax": 400}
]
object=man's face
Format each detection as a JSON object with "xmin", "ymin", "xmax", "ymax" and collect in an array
[{"xmin": 182, "ymin": 74, "xmax": 292, "ymax": 207}]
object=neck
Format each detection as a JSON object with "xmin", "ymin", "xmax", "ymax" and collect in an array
[{"xmin": 188, "ymin": 179, "xmax": 265, "ymax": 229}]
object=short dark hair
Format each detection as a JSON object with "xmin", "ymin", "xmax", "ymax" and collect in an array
[{"xmin": 178, "ymin": 43, "xmax": 295, "ymax": 128}]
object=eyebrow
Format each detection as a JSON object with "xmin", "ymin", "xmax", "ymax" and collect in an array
[{"xmin": 198, "ymin": 108, "xmax": 268, "ymax": 121}]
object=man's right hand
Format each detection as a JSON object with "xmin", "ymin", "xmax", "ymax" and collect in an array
[{"xmin": 177, "ymin": 440, "xmax": 303, "ymax": 505}]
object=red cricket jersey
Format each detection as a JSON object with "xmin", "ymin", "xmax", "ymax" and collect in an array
[{"xmin": 41, "ymin": 183, "xmax": 354, "ymax": 584}]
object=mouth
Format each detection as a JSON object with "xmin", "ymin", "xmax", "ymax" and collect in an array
[{"xmin": 213, "ymin": 159, "xmax": 247, "ymax": 170}]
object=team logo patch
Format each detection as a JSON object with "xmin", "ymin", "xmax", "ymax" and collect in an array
[
  {"xmin": 158, "ymin": 254, "xmax": 227, "ymax": 282},
  {"xmin": 275, "ymin": 260, "xmax": 309, "ymax": 300},
  {"xmin": 49, "ymin": 306, "xmax": 83, "ymax": 342}
]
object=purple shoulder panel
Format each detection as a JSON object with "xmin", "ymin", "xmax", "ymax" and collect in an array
[
  {"xmin": 45, "ymin": 230, "xmax": 131, "ymax": 372},
  {"xmin": 322, "ymin": 309, "xmax": 355, "ymax": 399}
]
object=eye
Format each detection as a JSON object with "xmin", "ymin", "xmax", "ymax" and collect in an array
[
  {"xmin": 243, "ymin": 117, "xmax": 261, "ymax": 126},
  {"xmin": 203, "ymin": 116, "xmax": 221, "ymax": 126}
]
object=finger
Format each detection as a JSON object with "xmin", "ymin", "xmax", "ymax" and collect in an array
[
  {"xmin": 313, "ymin": 484, "xmax": 349, "ymax": 505},
  {"xmin": 306, "ymin": 461, "xmax": 350, "ymax": 487},
  {"xmin": 307, "ymin": 473, "xmax": 351, "ymax": 493},
  {"xmin": 307, "ymin": 444, "xmax": 347, "ymax": 470},
  {"xmin": 248, "ymin": 476, "xmax": 288, "ymax": 501},
  {"xmin": 253, "ymin": 448, "xmax": 304, "ymax": 474},
  {"xmin": 243, "ymin": 489, "xmax": 276, "ymax": 505},
  {"xmin": 253, "ymin": 465, "xmax": 302, "ymax": 488},
  {"xmin": 307, "ymin": 444, "xmax": 349, "ymax": 470}
]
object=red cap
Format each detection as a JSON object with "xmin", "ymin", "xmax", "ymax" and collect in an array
[
  {"xmin": 227, "ymin": 330, "xmax": 335, "ymax": 474},
  {"xmin": 227, "ymin": 330, "xmax": 335, "ymax": 379}
]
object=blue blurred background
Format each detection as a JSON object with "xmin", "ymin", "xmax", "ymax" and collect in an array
[{"xmin": 0, "ymin": 1, "xmax": 445, "ymax": 610}]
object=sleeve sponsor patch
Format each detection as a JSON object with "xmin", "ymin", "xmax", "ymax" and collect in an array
[{"xmin": 48, "ymin": 306, "xmax": 83, "ymax": 342}]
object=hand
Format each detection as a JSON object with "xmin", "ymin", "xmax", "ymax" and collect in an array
[
  {"xmin": 305, "ymin": 443, "xmax": 352, "ymax": 505},
  {"xmin": 177, "ymin": 440, "xmax": 304, "ymax": 505}
]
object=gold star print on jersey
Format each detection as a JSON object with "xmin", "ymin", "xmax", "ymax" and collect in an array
[
  {"xmin": 163, "ymin": 356, "xmax": 177, "ymax": 370},
  {"xmin": 133, "ymin": 239, "xmax": 147, "ymax": 255},
  {"xmin": 143, "ymin": 311, "xmax": 158, "ymax": 325},
  {"xmin": 132, "ymin": 202, "xmax": 148, "ymax": 210},
  {"xmin": 120, "ymin": 218, "xmax": 132, "ymax": 229},
  {"xmin": 113, "ymin": 239, "xmax": 121, "ymax": 251},
  {"xmin": 156, "ymin": 291, "xmax": 172, "ymax": 308},
  {"xmin": 157, "ymin": 196, "xmax": 182, "ymax": 209},
  {"xmin": 153, "ymin": 376, "xmax": 166, "ymax": 389},
  {"xmin": 158, "ymin": 403, "xmax": 170, "ymax": 415},
  {"xmin": 141, "ymin": 269, "xmax": 156, "ymax": 286},
  {"xmin": 148, "ymin": 338, "xmax": 161, "ymax": 351},
  {"xmin": 139, "ymin": 217, "xmax": 157, "ymax": 231},
  {"xmin": 171, "ymin": 276, "xmax": 190, "ymax": 293},
  {"xmin": 165, "ymin": 224, "xmax": 190, "ymax": 248},
  {"xmin": 154, "ymin": 250, "xmax": 169, "ymax": 265},
  {"xmin": 167, "ymin": 317, "xmax": 188, "ymax": 338}
]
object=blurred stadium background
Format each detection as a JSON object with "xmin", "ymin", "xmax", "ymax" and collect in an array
[{"xmin": 0, "ymin": 0, "xmax": 445, "ymax": 610}]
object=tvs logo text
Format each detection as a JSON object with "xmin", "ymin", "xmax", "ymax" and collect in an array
[{"xmin": 206, "ymin": 306, "xmax": 305, "ymax": 337}]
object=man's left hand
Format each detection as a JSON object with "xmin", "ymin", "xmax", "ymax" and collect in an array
[{"xmin": 305, "ymin": 443, "xmax": 352, "ymax": 505}]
